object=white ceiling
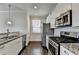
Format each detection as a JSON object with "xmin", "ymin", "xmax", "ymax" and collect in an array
[{"xmin": 0, "ymin": 3, "xmax": 57, "ymax": 16}]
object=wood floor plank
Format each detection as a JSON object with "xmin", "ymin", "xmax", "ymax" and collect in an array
[{"xmin": 21, "ymin": 42, "xmax": 48, "ymax": 55}]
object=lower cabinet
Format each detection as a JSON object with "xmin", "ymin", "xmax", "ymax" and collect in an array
[
  {"xmin": 60, "ymin": 46, "xmax": 75, "ymax": 55},
  {"xmin": 0, "ymin": 37, "xmax": 22, "ymax": 55}
]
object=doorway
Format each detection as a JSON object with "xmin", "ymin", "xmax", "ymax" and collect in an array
[{"xmin": 30, "ymin": 16, "xmax": 42, "ymax": 42}]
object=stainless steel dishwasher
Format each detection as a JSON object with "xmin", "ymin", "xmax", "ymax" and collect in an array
[{"xmin": 22, "ymin": 35, "xmax": 26, "ymax": 47}]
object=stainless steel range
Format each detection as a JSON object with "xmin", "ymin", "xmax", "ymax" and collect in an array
[{"xmin": 48, "ymin": 31, "xmax": 79, "ymax": 55}]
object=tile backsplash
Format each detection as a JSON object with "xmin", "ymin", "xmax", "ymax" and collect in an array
[{"xmin": 54, "ymin": 26, "xmax": 79, "ymax": 36}]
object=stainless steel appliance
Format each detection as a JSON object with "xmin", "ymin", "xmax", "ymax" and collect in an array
[
  {"xmin": 22, "ymin": 35, "xmax": 26, "ymax": 47},
  {"xmin": 49, "ymin": 37, "xmax": 59, "ymax": 55},
  {"xmin": 63, "ymin": 10, "xmax": 72, "ymax": 26},
  {"xmin": 55, "ymin": 16, "xmax": 63, "ymax": 27},
  {"xmin": 42, "ymin": 23, "xmax": 54, "ymax": 48},
  {"xmin": 55, "ymin": 10, "xmax": 72, "ymax": 27},
  {"xmin": 48, "ymin": 31, "xmax": 79, "ymax": 55}
]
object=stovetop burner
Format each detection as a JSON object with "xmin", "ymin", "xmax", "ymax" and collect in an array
[
  {"xmin": 49, "ymin": 32, "xmax": 79, "ymax": 55},
  {"xmin": 49, "ymin": 37, "xmax": 78, "ymax": 44}
]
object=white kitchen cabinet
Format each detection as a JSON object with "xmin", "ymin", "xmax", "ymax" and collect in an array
[
  {"xmin": 46, "ymin": 13, "xmax": 56, "ymax": 28},
  {"xmin": 49, "ymin": 3, "xmax": 72, "ymax": 28},
  {"xmin": 46, "ymin": 3, "xmax": 72, "ymax": 28},
  {"xmin": 46, "ymin": 16, "xmax": 49, "ymax": 23},
  {"xmin": 50, "ymin": 8, "xmax": 57, "ymax": 28},
  {"xmin": 56, "ymin": 3, "xmax": 72, "ymax": 17},
  {"xmin": 18, "ymin": 37, "xmax": 23, "ymax": 53},
  {"xmin": 46, "ymin": 15, "xmax": 51, "ymax": 23},
  {"xmin": 54, "ymin": 3, "xmax": 79, "ymax": 27},
  {"xmin": 0, "ymin": 37, "xmax": 22, "ymax": 55},
  {"xmin": 0, "ymin": 45, "xmax": 6, "ymax": 55},
  {"xmin": 72, "ymin": 4, "xmax": 79, "ymax": 26},
  {"xmin": 60, "ymin": 46, "xmax": 75, "ymax": 55}
]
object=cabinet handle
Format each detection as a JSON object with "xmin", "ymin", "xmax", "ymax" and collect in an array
[{"xmin": 0, "ymin": 45, "xmax": 5, "ymax": 49}]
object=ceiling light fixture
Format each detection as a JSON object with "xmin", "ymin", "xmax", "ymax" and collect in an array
[
  {"xmin": 9, "ymin": 5, "xmax": 11, "ymax": 21},
  {"xmin": 7, "ymin": 4, "xmax": 12, "ymax": 27},
  {"xmin": 8, "ymin": 4, "xmax": 12, "ymax": 25},
  {"xmin": 34, "ymin": 6, "xmax": 37, "ymax": 9}
]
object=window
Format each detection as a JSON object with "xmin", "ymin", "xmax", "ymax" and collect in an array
[{"xmin": 32, "ymin": 20, "xmax": 41, "ymax": 33}]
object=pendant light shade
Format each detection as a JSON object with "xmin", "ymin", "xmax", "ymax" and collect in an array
[{"xmin": 7, "ymin": 4, "xmax": 12, "ymax": 26}]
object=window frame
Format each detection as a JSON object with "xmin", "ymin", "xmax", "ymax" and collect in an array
[{"xmin": 31, "ymin": 19, "xmax": 41, "ymax": 34}]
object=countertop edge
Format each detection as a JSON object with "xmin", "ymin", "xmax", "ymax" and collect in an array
[{"xmin": 0, "ymin": 34, "xmax": 26, "ymax": 46}]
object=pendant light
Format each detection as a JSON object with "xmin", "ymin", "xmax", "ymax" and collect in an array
[
  {"xmin": 7, "ymin": 4, "xmax": 12, "ymax": 26},
  {"xmin": 6, "ymin": 4, "xmax": 11, "ymax": 34}
]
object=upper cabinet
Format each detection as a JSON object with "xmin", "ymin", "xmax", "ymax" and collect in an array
[
  {"xmin": 55, "ymin": 3, "xmax": 72, "ymax": 17},
  {"xmin": 50, "ymin": 3, "xmax": 72, "ymax": 28},
  {"xmin": 50, "ymin": 8, "xmax": 57, "ymax": 28},
  {"xmin": 47, "ymin": 3, "xmax": 79, "ymax": 28},
  {"xmin": 72, "ymin": 4, "xmax": 79, "ymax": 27},
  {"xmin": 55, "ymin": 3, "xmax": 79, "ymax": 27},
  {"xmin": 46, "ymin": 15, "xmax": 50, "ymax": 23}
]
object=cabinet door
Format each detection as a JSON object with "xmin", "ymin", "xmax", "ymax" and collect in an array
[
  {"xmin": 72, "ymin": 4, "xmax": 79, "ymax": 26},
  {"xmin": 4, "ymin": 37, "xmax": 22, "ymax": 55},
  {"xmin": 0, "ymin": 45, "xmax": 6, "ymax": 55},
  {"xmin": 56, "ymin": 3, "xmax": 72, "ymax": 17},
  {"xmin": 46, "ymin": 15, "xmax": 51, "ymax": 23},
  {"xmin": 50, "ymin": 8, "xmax": 57, "ymax": 28},
  {"xmin": 50, "ymin": 18, "xmax": 56, "ymax": 28},
  {"xmin": 18, "ymin": 37, "xmax": 22, "ymax": 52},
  {"xmin": 4, "ymin": 39, "xmax": 19, "ymax": 55},
  {"xmin": 60, "ymin": 46, "xmax": 75, "ymax": 55},
  {"xmin": 0, "ymin": 37, "xmax": 22, "ymax": 55}
]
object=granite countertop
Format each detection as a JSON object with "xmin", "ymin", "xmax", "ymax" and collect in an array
[
  {"xmin": 60, "ymin": 43, "xmax": 79, "ymax": 55},
  {"xmin": 0, "ymin": 34, "xmax": 25, "ymax": 46}
]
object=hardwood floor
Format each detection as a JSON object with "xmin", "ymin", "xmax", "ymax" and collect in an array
[{"xmin": 21, "ymin": 42, "xmax": 48, "ymax": 55}]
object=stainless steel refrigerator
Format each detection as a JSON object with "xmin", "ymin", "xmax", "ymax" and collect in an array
[{"xmin": 41, "ymin": 23, "xmax": 54, "ymax": 47}]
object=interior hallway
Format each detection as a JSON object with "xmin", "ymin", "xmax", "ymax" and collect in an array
[{"xmin": 21, "ymin": 42, "xmax": 48, "ymax": 55}]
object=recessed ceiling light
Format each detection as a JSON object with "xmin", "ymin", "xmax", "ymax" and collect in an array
[{"xmin": 34, "ymin": 6, "xmax": 37, "ymax": 9}]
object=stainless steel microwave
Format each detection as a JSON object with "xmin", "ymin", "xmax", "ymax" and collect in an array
[{"xmin": 55, "ymin": 10, "xmax": 72, "ymax": 27}]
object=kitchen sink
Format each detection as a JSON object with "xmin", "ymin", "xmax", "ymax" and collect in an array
[
  {"xmin": 0, "ymin": 36, "xmax": 18, "ymax": 39},
  {"xmin": 0, "ymin": 35, "xmax": 19, "ymax": 43}
]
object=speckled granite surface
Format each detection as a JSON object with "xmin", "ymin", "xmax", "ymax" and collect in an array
[
  {"xmin": 60, "ymin": 43, "xmax": 79, "ymax": 55},
  {"xmin": 0, "ymin": 36, "xmax": 23, "ymax": 46},
  {"xmin": 0, "ymin": 32, "xmax": 26, "ymax": 46}
]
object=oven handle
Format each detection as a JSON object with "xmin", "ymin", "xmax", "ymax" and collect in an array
[{"xmin": 49, "ymin": 42, "xmax": 58, "ymax": 49}]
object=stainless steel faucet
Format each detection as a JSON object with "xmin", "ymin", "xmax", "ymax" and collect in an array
[{"xmin": 7, "ymin": 29, "xmax": 9, "ymax": 38}]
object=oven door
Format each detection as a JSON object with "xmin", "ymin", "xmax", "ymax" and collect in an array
[{"xmin": 49, "ymin": 43, "xmax": 56, "ymax": 55}]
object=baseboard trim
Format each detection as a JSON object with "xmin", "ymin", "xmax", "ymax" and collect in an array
[
  {"xmin": 29, "ymin": 41, "xmax": 41, "ymax": 44},
  {"xmin": 29, "ymin": 41, "xmax": 42, "ymax": 43},
  {"xmin": 18, "ymin": 46, "xmax": 26, "ymax": 55}
]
